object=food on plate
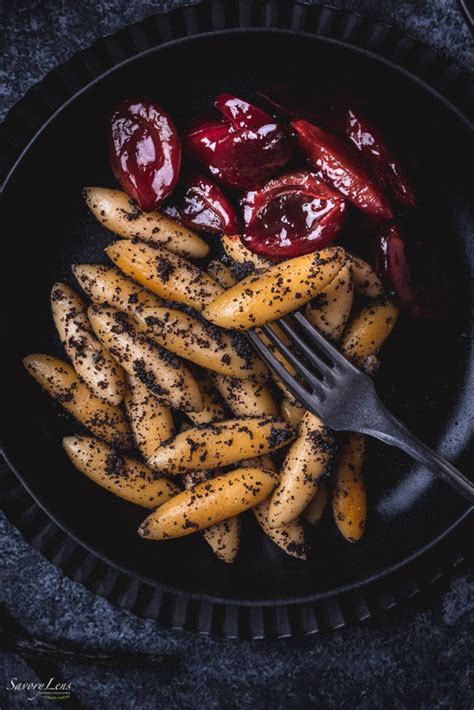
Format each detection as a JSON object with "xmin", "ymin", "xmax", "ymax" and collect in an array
[
  {"xmin": 51, "ymin": 282, "xmax": 126, "ymax": 405},
  {"xmin": 149, "ymin": 417, "xmax": 295, "ymax": 473},
  {"xmin": 201, "ymin": 515, "xmax": 240, "ymax": 563},
  {"xmin": 84, "ymin": 187, "xmax": 209, "ymax": 259},
  {"xmin": 63, "ymin": 435, "xmax": 179, "ymax": 507},
  {"xmin": 291, "ymin": 118, "xmax": 393, "ymax": 220},
  {"xmin": 106, "ymin": 239, "xmax": 223, "ymax": 311},
  {"xmin": 376, "ymin": 224, "xmax": 414, "ymax": 308},
  {"xmin": 241, "ymin": 456, "xmax": 307, "ymax": 560},
  {"xmin": 207, "ymin": 260, "xmax": 237, "ymax": 289},
  {"xmin": 139, "ymin": 466, "xmax": 279, "ymax": 540},
  {"xmin": 214, "ymin": 374, "xmax": 278, "ymax": 417},
  {"xmin": 124, "ymin": 374, "xmax": 174, "ymax": 461},
  {"xmin": 72, "ymin": 263, "xmax": 164, "ymax": 317},
  {"xmin": 205, "ymin": 260, "xmax": 300, "ymax": 400},
  {"xmin": 221, "ymin": 234, "xmax": 272, "ymax": 272},
  {"xmin": 215, "ymin": 376, "xmax": 306, "ymax": 560},
  {"xmin": 268, "ymin": 412, "xmax": 335, "ymax": 527},
  {"xmin": 217, "ymin": 377, "xmax": 307, "ymax": 560},
  {"xmin": 332, "ymin": 434, "xmax": 367, "ymax": 542},
  {"xmin": 185, "ymin": 94, "xmax": 294, "ymax": 190},
  {"xmin": 254, "ymin": 494, "xmax": 307, "ymax": 560},
  {"xmin": 200, "ymin": 516, "xmax": 240, "ymax": 563},
  {"xmin": 258, "ymin": 88, "xmax": 417, "ymax": 208},
  {"xmin": 241, "ymin": 171, "xmax": 347, "ymax": 259},
  {"xmin": 333, "ymin": 104, "xmax": 416, "ymax": 208},
  {"xmin": 280, "ymin": 398, "xmax": 305, "ymax": 427},
  {"xmin": 347, "ymin": 253, "xmax": 384, "ymax": 298},
  {"xmin": 27, "ymin": 84, "xmax": 421, "ymax": 562},
  {"xmin": 304, "ymin": 486, "xmax": 329, "ymax": 525},
  {"xmin": 133, "ymin": 305, "xmax": 267, "ymax": 380},
  {"xmin": 207, "ymin": 253, "xmax": 295, "ymax": 394},
  {"xmin": 340, "ymin": 299, "xmax": 399, "ymax": 362},
  {"xmin": 203, "ymin": 246, "xmax": 345, "ymax": 329},
  {"xmin": 180, "ymin": 416, "xmax": 241, "ymax": 563},
  {"xmin": 171, "ymin": 173, "xmax": 239, "ymax": 235},
  {"xmin": 182, "ymin": 468, "xmax": 241, "ymax": 563},
  {"xmin": 108, "ymin": 98, "xmax": 181, "ymax": 211},
  {"xmin": 88, "ymin": 305, "xmax": 203, "ymax": 412},
  {"xmin": 375, "ymin": 223, "xmax": 434, "ymax": 318},
  {"xmin": 185, "ymin": 370, "xmax": 227, "ymax": 426},
  {"xmin": 305, "ymin": 262, "xmax": 354, "ymax": 341},
  {"xmin": 23, "ymin": 355, "xmax": 131, "ymax": 447}
]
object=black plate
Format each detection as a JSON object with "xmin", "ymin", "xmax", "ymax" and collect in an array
[{"xmin": 1, "ymin": 1, "xmax": 473, "ymax": 636}]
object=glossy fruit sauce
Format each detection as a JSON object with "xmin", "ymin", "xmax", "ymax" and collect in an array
[{"xmin": 107, "ymin": 89, "xmax": 431, "ymax": 317}]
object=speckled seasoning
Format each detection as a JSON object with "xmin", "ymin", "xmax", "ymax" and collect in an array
[
  {"xmin": 63, "ymin": 435, "xmax": 179, "ymax": 508},
  {"xmin": 149, "ymin": 417, "xmax": 296, "ymax": 473},
  {"xmin": 105, "ymin": 239, "xmax": 223, "ymax": 311},
  {"xmin": 138, "ymin": 467, "xmax": 279, "ymax": 540},
  {"xmin": 88, "ymin": 304, "xmax": 203, "ymax": 411},
  {"xmin": 84, "ymin": 187, "xmax": 210, "ymax": 259},
  {"xmin": 268, "ymin": 412, "xmax": 336, "ymax": 527},
  {"xmin": 24, "ymin": 75, "xmax": 405, "ymax": 569},
  {"xmin": 51, "ymin": 282, "xmax": 127, "ymax": 405},
  {"xmin": 23, "ymin": 354, "xmax": 132, "ymax": 448},
  {"xmin": 202, "ymin": 247, "xmax": 345, "ymax": 330},
  {"xmin": 133, "ymin": 304, "xmax": 266, "ymax": 379}
]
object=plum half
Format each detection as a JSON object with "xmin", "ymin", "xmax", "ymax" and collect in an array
[
  {"xmin": 185, "ymin": 94, "xmax": 294, "ymax": 191},
  {"xmin": 108, "ymin": 98, "xmax": 181, "ymax": 212},
  {"xmin": 291, "ymin": 118, "xmax": 393, "ymax": 221},
  {"xmin": 174, "ymin": 173, "xmax": 238, "ymax": 235},
  {"xmin": 241, "ymin": 171, "xmax": 347, "ymax": 259}
]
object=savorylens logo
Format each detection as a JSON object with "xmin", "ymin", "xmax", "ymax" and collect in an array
[{"xmin": 6, "ymin": 677, "xmax": 72, "ymax": 702}]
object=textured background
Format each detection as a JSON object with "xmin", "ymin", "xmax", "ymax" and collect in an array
[{"xmin": 1, "ymin": 1, "xmax": 473, "ymax": 708}]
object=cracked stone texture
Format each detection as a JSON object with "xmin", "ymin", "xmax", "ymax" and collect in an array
[{"xmin": 0, "ymin": 1, "xmax": 473, "ymax": 708}]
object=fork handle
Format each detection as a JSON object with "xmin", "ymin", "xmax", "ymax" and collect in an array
[{"xmin": 364, "ymin": 408, "xmax": 474, "ymax": 504}]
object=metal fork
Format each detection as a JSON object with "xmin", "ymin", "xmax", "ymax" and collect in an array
[{"xmin": 248, "ymin": 312, "xmax": 474, "ymax": 503}]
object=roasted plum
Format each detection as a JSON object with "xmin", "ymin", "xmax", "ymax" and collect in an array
[
  {"xmin": 335, "ymin": 107, "xmax": 416, "ymax": 209},
  {"xmin": 185, "ymin": 94, "xmax": 294, "ymax": 190},
  {"xmin": 108, "ymin": 98, "xmax": 181, "ymax": 211},
  {"xmin": 242, "ymin": 171, "xmax": 347, "ymax": 259},
  {"xmin": 258, "ymin": 89, "xmax": 415, "ymax": 209},
  {"xmin": 291, "ymin": 119, "xmax": 393, "ymax": 221},
  {"xmin": 375, "ymin": 223, "xmax": 443, "ymax": 319},
  {"xmin": 173, "ymin": 173, "xmax": 238, "ymax": 235}
]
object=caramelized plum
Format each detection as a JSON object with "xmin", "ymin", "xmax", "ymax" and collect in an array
[
  {"xmin": 338, "ymin": 107, "xmax": 416, "ymax": 209},
  {"xmin": 291, "ymin": 119, "xmax": 393, "ymax": 221},
  {"xmin": 108, "ymin": 98, "xmax": 181, "ymax": 211},
  {"xmin": 175, "ymin": 173, "xmax": 238, "ymax": 235},
  {"xmin": 241, "ymin": 171, "xmax": 347, "ymax": 259},
  {"xmin": 185, "ymin": 94, "xmax": 294, "ymax": 190},
  {"xmin": 376, "ymin": 224, "xmax": 437, "ymax": 318},
  {"xmin": 376, "ymin": 225, "xmax": 415, "ymax": 309},
  {"xmin": 259, "ymin": 89, "xmax": 416, "ymax": 210}
]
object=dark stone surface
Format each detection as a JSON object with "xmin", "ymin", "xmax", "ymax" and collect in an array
[
  {"xmin": 0, "ymin": 1, "xmax": 472, "ymax": 708},
  {"xmin": 0, "ymin": 0, "xmax": 472, "ymax": 123}
]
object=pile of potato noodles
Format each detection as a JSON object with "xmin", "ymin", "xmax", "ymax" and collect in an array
[{"xmin": 24, "ymin": 187, "xmax": 399, "ymax": 563}]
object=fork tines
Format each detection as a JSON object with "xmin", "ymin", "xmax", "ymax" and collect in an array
[{"xmin": 247, "ymin": 311, "xmax": 362, "ymax": 420}]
